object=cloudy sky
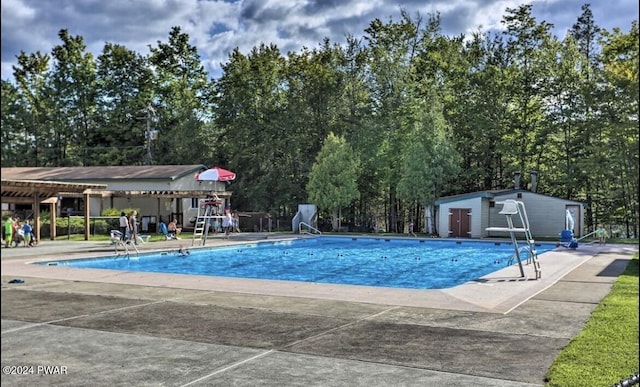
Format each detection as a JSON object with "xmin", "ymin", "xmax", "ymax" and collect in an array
[{"xmin": 1, "ymin": 0, "xmax": 637, "ymax": 81}]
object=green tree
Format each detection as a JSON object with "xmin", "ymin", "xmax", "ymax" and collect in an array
[
  {"xmin": 338, "ymin": 36, "xmax": 377, "ymax": 229},
  {"xmin": 214, "ymin": 44, "xmax": 288, "ymax": 213},
  {"xmin": 94, "ymin": 43, "xmax": 155, "ymax": 165},
  {"xmin": 49, "ymin": 29, "xmax": 98, "ymax": 166},
  {"xmin": 362, "ymin": 11, "xmax": 425, "ymax": 232},
  {"xmin": 148, "ymin": 26, "xmax": 214, "ymax": 165},
  {"xmin": 597, "ymin": 22, "xmax": 639, "ymax": 237},
  {"xmin": 501, "ymin": 4, "xmax": 555, "ymax": 187},
  {"xmin": 1, "ymin": 80, "xmax": 28, "ymax": 165},
  {"xmin": 396, "ymin": 91, "xmax": 460, "ymax": 234},
  {"xmin": 445, "ymin": 32, "xmax": 512, "ymax": 192},
  {"xmin": 9, "ymin": 51, "xmax": 53, "ymax": 166},
  {"xmin": 535, "ymin": 35, "xmax": 587, "ymax": 200},
  {"xmin": 0, "ymin": 9, "xmax": 636, "ymax": 238},
  {"xmin": 307, "ymin": 132, "xmax": 360, "ymax": 230},
  {"xmin": 566, "ymin": 4, "xmax": 606, "ymax": 229}
]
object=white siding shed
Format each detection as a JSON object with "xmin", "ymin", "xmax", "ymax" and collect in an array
[{"xmin": 435, "ymin": 190, "xmax": 584, "ymax": 239}]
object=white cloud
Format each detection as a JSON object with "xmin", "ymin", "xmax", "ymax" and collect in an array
[{"xmin": 2, "ymin": 0, "xmax": 638, "ymax": 80}]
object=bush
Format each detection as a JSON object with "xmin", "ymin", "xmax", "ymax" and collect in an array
[
  {"xmin": 102, "ymin": 207, "xmax": 139, "ymax": 217},
  {"xmin": 37, "ymin": 208, "xmax": 141, "ymax": 237}
]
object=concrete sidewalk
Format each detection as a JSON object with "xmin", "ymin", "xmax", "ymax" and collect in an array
[{"xmin": 1, "ymin": 236, "xmax": 637, "ymax": 386}]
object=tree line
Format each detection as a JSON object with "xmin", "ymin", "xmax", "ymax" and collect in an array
[{"xmin": 1, "ymin": 4, "xmax": 638, "ymax": 237}]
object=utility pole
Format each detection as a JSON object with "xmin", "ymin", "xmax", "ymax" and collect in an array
[{"xmin": 145, "ymin": 104, "xmax": 156, "ymax": 165}]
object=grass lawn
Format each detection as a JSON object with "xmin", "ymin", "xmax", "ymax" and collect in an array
[{"xmin": 545, "ymin": 253, "xmax": 639, "ymax": 386}]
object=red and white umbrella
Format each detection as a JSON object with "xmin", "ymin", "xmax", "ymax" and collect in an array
[{"xmin": 196, "ymin": 167, "xmax": 236, "ymax": 182}]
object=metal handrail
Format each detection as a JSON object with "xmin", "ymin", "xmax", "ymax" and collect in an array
[
  {"xmin": 576, "ymin": 230, "xmax": 597, "ymax": 242},
  {"xmin": 299, "ymin": 221, "xmax": 321, "ymax": 235}
]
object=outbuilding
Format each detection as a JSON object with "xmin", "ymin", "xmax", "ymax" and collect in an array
[{"xmin": 435, "ymin": 189, "xmax": 585, "ymax": 239}]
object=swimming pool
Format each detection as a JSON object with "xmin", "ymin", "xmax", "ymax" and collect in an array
[{"xmin": 41, "ymin": 237, "xmax": 555, "ymax": 289}]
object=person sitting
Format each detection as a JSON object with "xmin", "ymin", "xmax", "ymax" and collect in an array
[
  {"xmin": 167, "ymin": 219, "xmax": 181, "ymax": 239},
  {"xmin": 158, "ymin": 220, "xmax": 176, "ymax": 240}
]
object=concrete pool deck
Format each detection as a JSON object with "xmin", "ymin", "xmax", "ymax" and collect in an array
[{"xmin": 1, "ymin": 234, "xmax": 638, "ymax": 386}]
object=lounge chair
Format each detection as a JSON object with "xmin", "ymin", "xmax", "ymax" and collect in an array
[
  {"xmin": 110, "ymin": 230, "xmax": 124, "ymax": 245},
  {"xmin": 136, "ymin": 234, "xmax": 151, "ymax": 244}
]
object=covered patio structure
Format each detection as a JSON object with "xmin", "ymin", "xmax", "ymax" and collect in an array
[
  {"xmin": 98, "ymin": 189, "xmax": 233, "ymax": 230},
  {"xmin": 1, "ymin": 179, "xmax": 107, "ymax": 242},
  {"xmin": 2, "ymin": 179, "xmax": 234, "ymax": 242}
]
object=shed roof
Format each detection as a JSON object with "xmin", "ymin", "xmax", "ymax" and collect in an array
[
  {"xmin": 0, "ymin": 165, "xmax": 207, "ymax": 182},
  {"xmin": 435, "ymin": 189, "xmax": 585, "ymax": 206}
]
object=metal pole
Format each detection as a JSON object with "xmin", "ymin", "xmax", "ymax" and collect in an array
[{"xmin": 146, "ymin": 106, "xmax": 153, "ymax": 165}]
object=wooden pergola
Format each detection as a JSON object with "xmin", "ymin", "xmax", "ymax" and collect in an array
[{"xmin": 1, "ymin": 179, "xmax": 107, "ymax": 242}]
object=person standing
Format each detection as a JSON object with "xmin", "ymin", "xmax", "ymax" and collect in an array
[
  {"xmin": 3, "ymin": 216, "xmax": 14, "ymax": 248},
  {"xmin": 14, "ymin": 222, "xmax": 25, "ymax": 247},
  {"xmin": 119, "ymin": 211, "xmax": 129, "ymax": 241},
  {"xmin": 232, "ymin": 212, "xmax": 241, "ymax": 233},
  {"xmin": 129, "ymin": 210, "xmax": 139, "ymax": 244},
  {"xmin": 595, "ymin": 226, "xmax": 608, "ymax": 246},
  {"xmin": 28, "ymin": 225, "xmax": 37, "ymax": 247},
  {"xmin": 23, "ymin": 220, "xmax": 32, "ymax": 247},
  {"xmin": 11, "ymin": 217, "xmax": 21, "ymax": 247},
  {"xmin": 222, "ymin": 209, "xmax": 233, "ymax": 238},
  {"xmin": 408, "ymin": 221, "xmax": 416, "ymax": 237}
]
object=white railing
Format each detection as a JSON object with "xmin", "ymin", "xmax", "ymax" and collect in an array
[{"xmin": 299, "ymin": 222, "xmax": 321, "ymax": 235}]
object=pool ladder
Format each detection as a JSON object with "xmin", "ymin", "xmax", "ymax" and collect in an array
[{"xmin": 114, "ymin": 240, "xmax": 139, "ymax": 257}]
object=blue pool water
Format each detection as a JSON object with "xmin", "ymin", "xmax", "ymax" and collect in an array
[{"xmin": 41, "ymin": 237, "xmax": 556, "ymax": 290}]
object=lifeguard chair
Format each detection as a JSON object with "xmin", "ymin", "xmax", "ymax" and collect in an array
[
  {"xmin": 192, "ymin": 194, "xmax": 224, "ymax": 246},
  {"xmin": 486, "ymin": 200, "xmax": 541, "ymax": 279}
]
